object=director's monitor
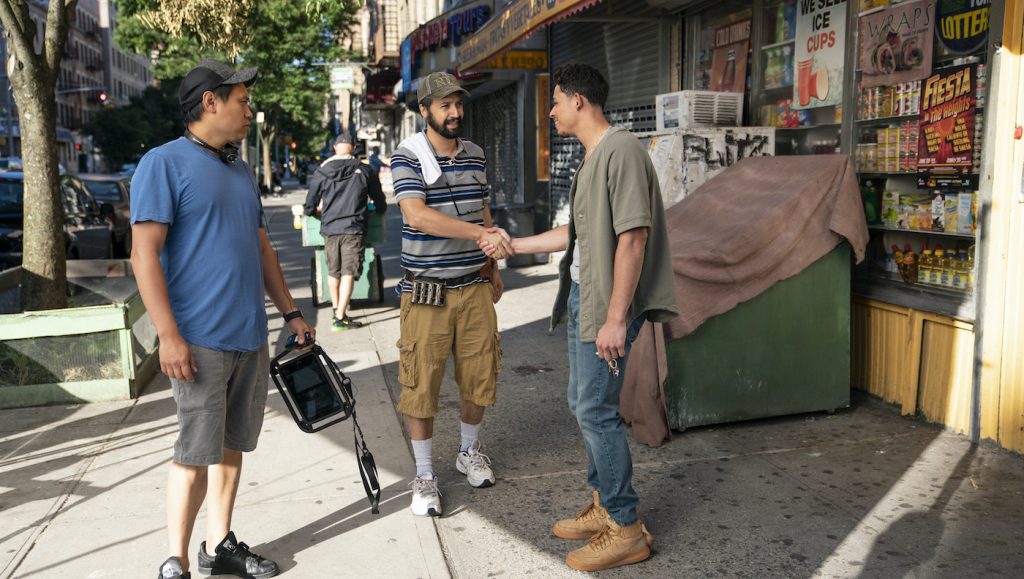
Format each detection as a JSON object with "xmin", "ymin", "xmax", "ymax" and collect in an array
[{"xmin": 271, "ymin": 345, "xmax": 354, "ymax": 433}]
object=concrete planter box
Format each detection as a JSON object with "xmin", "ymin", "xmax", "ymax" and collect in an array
[{"xmin": 0, "ymin": 261, "xmax": 159, "ymax": 408}]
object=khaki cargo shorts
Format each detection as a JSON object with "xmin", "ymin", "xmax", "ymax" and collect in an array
[{"xmin": 395, "ymin": 282, "xmax": 501, "ymax": 418}]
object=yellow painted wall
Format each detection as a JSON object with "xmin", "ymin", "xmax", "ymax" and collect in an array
[
  {"xmin": 978, "ymin": 0, "xmax": 1024, "ymax": 453},
  {"xmin": 917, "ymin": 318, "xmax": 975, "ymax": 435},
  {"xmin": 852, "ymin": 299, "xmax": 974, "ymax": 435},
  {"xmin": 852, "ymin": 299, "xmax": 910, "ymax": 405}
]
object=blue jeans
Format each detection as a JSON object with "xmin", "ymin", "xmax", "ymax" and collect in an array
[{"xmin": 567, "ymin": 282, "xmax": 645, "ymax": 526}]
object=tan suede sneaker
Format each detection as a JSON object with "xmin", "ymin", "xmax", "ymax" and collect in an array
[
  {"xmin": 565, "ymin": 519, "xmax": 654, "ymax": 571},
  {"xmin": 552, "ymin": 490, "xmax": 609, "ymax": 540}
]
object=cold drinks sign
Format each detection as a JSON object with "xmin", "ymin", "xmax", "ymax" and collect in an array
[{"xmin": 794, "ymin": 0, "xmax": 847, "ymax": 109}]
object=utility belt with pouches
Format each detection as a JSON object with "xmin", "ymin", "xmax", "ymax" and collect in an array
[{"xmin": 404, "ymin": 270, "xmax": 481, "ymax": 306}]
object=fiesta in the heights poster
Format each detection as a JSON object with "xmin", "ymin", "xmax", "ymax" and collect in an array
[
  {"xmin": 917, "ymin": 63, "xmax": 978, "ymax": 189},
  {"xmin": 793, "ymin": 0, "xmax": 847, "ymax": 109},
  {"xmin": 859, "ymin": 0, "xmax": 935, "ymax": 88}
]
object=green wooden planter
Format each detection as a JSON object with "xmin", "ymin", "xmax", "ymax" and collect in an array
[{"xmin": 0, "ymin": 261, "xmax": 160, "ymax": 408}]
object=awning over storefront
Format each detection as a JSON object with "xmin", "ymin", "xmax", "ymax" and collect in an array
[{"xmin": 457, "ymin": 0, "xmax": 604, "ymax": 71}]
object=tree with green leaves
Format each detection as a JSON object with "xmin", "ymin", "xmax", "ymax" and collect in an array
[
  {"xmin": 88, "ymin": 84, "xmax": 183, "ymax": 167},
  {"xmin": 0, "ymin": 0, "xmax": 77, "ymax": 310},
  {"xmin": 115, "ymin": 0, "xmax": 361, "ymax": 186}
]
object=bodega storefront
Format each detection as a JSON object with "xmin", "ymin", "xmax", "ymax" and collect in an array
[{"xmin": 667, "ymin": 0, "xmax": 1024, "ymax": 453}]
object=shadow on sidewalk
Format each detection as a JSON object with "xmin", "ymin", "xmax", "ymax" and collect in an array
[{"xmin": 248, "ymin": 478, "xmax": 411, "ymax": 574}]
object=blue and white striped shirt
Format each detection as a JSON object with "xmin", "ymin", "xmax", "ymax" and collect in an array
[{"xmin": 392, "ymin": 136, "xmax": 490, "ymax": 291}]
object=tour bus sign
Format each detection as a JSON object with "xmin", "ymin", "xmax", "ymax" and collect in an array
[{"xmin": 411, "ymin": 5, "xmax": 491, "ymax": 55}]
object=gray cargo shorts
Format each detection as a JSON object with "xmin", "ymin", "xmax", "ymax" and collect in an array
[{"xmin": 169, "ymin": 343, "xmax": 270, "ymax": 466}]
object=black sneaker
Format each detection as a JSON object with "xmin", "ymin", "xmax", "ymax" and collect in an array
[
  {"xmin": 197, "ymin": 532, "xmax": 278, "ymax": 578},
  {"xmin": 158, "ymin": 556, "xmax": 191, "ymax": 579},
  {"xmin": 330, "ymin": 315, "xmax": 364, "ymax": 332}
]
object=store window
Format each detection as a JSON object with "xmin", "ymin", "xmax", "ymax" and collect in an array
[{"xmin": 466, "ymin": 83, "xmax": 520, "ymax": 206}]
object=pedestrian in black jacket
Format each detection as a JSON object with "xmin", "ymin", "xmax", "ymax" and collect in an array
[{"xmin": 304, "ymin": 133, "xmax": 387, "ymax": 330}]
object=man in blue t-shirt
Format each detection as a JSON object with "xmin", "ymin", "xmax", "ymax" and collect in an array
[{"xmin": 131, "ymin": 59, "xmax": 314, "ymax": 579}]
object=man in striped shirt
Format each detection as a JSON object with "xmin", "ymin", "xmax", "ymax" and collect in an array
[{"xmin": 391, "ymin": 72, "xmax": 514, "ymax": 517}]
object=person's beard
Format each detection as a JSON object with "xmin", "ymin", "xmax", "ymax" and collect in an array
[{"xmin": 427, "ymin": 110, "xmax": 462, "ymax": 139}]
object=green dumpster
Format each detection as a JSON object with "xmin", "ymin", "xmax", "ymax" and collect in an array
[
  {"xmin": 302, "ymin": 212, "xmax": 385, "ymax": 306},
  {"xmin": 664, "ymin": 244, "xmax": 851, "ymax": 430}
]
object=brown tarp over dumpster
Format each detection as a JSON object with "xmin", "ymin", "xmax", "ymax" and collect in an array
[{"xmin": 622, "ymin": 155, "xmax": 869, "ymax": 447}]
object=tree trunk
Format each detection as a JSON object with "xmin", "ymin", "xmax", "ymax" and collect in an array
[
  {"xmin": 262, "ymin": 124, "xmax": 275, "ymax": 192},
  {"xmin": 0, "ymin": 0, "xmax": 76, "ymax": 311},
  {"xmin": 12, "ymin": 65, "xmax": 66, "ymax": 311}
]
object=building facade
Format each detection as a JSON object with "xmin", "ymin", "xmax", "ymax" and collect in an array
[{"xmin": 0, "ymin": 0, "xmax": 153, "ymax": 172}]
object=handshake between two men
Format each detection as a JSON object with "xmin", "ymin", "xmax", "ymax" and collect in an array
[{"xmin": 476, "ymin": 226, "xmax": 517, "ymax": 260}]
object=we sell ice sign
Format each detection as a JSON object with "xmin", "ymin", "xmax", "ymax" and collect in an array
[{"xmin": 794, "ymin": 0, "xmax": 847, "ymax": 109}]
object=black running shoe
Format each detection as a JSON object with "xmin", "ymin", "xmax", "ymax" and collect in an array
[
  {"xmin": 158, "ymin": 556, "xmax": 191, "ymax": 579},
  {"xmin": 197, "ymin": 532, "xmax": 278, "ymax": 578}
]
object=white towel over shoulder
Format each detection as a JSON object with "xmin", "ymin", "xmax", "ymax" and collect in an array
[{"xmin": 397, "ymin": 132, "xmax": 442, "ymax": 186}]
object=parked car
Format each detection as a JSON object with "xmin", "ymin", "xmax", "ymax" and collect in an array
[
  {"xmin": 0, "ymin": 156, "xmax": 23, "ymax": 171},
  {"xmin": 118, "ymin": 163, "xmax": 137, "ymax": 177},
  {"xmin": 0, "ymin": 172, "xmax": 114, "ymax": 270},
  {"xmin": 77, "ymin": 173, "xmax": 132, "ymax": 257}
]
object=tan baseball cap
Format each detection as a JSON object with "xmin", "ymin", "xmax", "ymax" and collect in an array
[{"xmin": 417, "ymin": 72, "xmax": 470, "ymax": 103}]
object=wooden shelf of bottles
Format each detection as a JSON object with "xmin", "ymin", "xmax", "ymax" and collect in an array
[{"xmin": 867, "ymin": 225, "xmax": 975, "ymax": 239}]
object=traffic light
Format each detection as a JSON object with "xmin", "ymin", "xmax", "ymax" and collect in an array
[
  {"xmin": 98, "ymin": 91, "xmax": 108, "ymax": 104},
  {"xmin": 290, "ymin": 141, "xmax": 297, "ymax": 150}
]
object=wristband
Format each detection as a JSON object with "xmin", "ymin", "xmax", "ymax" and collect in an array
[{"xmin": 283, "ymin": 310, "xmax": 303, "ymax": 323}]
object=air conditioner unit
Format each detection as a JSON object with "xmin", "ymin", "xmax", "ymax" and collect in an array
[{"xmin": 655, "ymin": 90, "xmax": 744, "ymax": 132}]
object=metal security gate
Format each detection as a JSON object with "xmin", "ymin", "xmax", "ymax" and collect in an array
[
  {"xmin": 548, "ymin": 2, "xmax": 668, "ymax": 226},
  {"xmin": 467, "ymin": 83, "xmax": 520, "ymax": 206}
]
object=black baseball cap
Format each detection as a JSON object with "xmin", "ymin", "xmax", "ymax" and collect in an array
[
  {"xmin": 178, "ymin": 59, "xmax": 258, "ymax": 114},
  {"xmin": 334, "ymin": 133, "xmax": 354, "ymax": 146}
]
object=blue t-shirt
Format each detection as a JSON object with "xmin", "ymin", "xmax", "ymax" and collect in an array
[{"xmin": 130, "ymin": 137, "xmax": 268, "ymax": 352}]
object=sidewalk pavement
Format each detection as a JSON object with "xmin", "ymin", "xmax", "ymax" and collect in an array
[{"xmin": 3, "ymin": 181, "xmax": 1024, "ymax": 578}]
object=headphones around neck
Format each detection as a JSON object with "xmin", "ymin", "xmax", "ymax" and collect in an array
[{"xmin": 184, "ymin": 130, "xmax": 238, "ymax": 164}]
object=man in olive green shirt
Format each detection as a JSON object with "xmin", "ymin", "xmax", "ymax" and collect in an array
[{"xmin": 482, "ymin": 63, "xmax": 677, "ymax": 572}]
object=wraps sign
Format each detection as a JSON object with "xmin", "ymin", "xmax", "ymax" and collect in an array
[{"xmin": 859, "ymin": 0, "xmax": 935, "ymax": 88}]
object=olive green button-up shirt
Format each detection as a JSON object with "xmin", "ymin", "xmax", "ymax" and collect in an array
[{"xmin": 551, "ymin": 127, "xmax": 679, "ymax": 341}]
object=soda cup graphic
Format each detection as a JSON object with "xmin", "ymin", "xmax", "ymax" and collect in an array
[
  {"xmin": 798, "ymin": 58, "xmax": 813, "ymax": 106},
  {"xmin": 814, "ymin": 66, "xmax": 829, "ymax": 102}
]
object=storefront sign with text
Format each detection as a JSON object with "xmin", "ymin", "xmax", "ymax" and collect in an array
[
  {"xmin": 459, "ymin": 0, "xmax": 596, "ymax": 70},
  {"xmin": 710, "ymin": 19, "xmax": 751, "ymax": 93},
  {"xmin": 481, "ymin": 50, "xmax": 548, "ymax": 70},
  {"xmin": 935, "ymin": 0, "xmax": 990, "ymax": 54},
  {"xmin": 411, "ymin": 5, "xmax": 491, "ymax": 55},
  {"xmin": 917, "ymin": 64, "xmax": 977, "ymax": 189},
  {"xmin": 859, "ymin": 0, "xmax": 935, "ymax": 88},
  {"xmin": 794, "ymin": 0, "xmax": 847, "ymax": 108}
]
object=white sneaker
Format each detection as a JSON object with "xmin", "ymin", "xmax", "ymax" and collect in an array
[
  {"xmin": 456, "ymin": 440, "xmax": 495, "ymax": 488},
  {"xmin": 410, "ymin": 473, "xmax": 442, "ymax": 516}
]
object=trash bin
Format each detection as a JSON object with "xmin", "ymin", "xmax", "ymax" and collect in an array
[
  {"xmin": 663, "ymin": 244, "xmax": 851, "ymax": 430},
  {"xmin": 302, "ymin": 213, "xmax": 385, "ymax": 306}
]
